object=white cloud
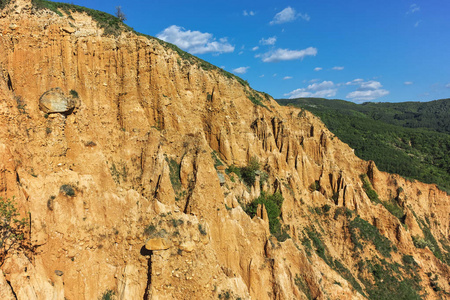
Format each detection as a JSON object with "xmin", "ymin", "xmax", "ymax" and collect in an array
[
  {"xmin": 347, "ymin": 90, "xmax": 389, "ymax": 102},
  {"xmin": 346, "ymin": 80, "xmax": 389, "ymax": 102},
  {"xmin": 270, "ymin": 7, "xmax": 296, "ymax": 24},
  {"xmin": 157, "ymin": 25, "xmax": 234, "ymax": 55},
  {"xmin": 360, "ymin": 80, "xmax": 382, "ymax": 90},
  {"xmin": 258, "ymin": 47, "xmax": 317, "ymax": 63},
  {"xmin": 283, "ymin": 76, "xmax": 293, "ymax": 80},
  {"xmin": 243, "ymin": 10, "xmax": 255, "ymax": 16},
  {"xmin": 252, "ymin": 46, "xmax": 259, "ymax": 51},
  {"xmin": 284, "ymin": 81, "xmax": 337, "ymax": 99},
  {"xmin": 260, "ymin": 36, "xmax": 277, "ymax": 46},
  {"xmin": 346, "ymin": 78, "xmax": 364, "ymax": 85},
  {"xmin": 270, "ymin": 7, "xmax": 309, "ymax": 25},
  {"xmin": 314, "ymin": 67, "xmax": 322, "ymax": 71},
  {"xmin": 259, "ymin": 74, "xmax": 265, "ymax": 78},
  {"xmin": 415, "ymin": 20, "xmax": 422, "ymax": 27},
  {"xmin": 332, "ymin": 66, "xmax": 344, "ymax": 71},
  {"xmin": 404, "ymin": 81, "xmax": 413, "ymax": 85},
  {"xmin": 299, "ymin": 13, "xmax": 310, "ymax": 21},
  {"xmin": 407, "ymin": 4, "xmax": 420, "ymax": 14},
  {"xmin": 232, "ymin": 66, "xmax": 249, "ymax": 74},
  {"xmin": 445, "ymin": 83, "xmax": 450, "ymax": 88},
  {"xmin": 238, "ymin": 51, "xmax": 244, "ymax": 55}
]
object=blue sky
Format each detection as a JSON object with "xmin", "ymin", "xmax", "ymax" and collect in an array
[{"xmin": 64, "ymin": 0, "xmax": 449, "ymax": 103}]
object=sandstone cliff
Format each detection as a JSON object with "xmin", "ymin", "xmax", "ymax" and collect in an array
[{"xmin": 0, "ymin": 1, "xmax": 449, "ymax": 299}]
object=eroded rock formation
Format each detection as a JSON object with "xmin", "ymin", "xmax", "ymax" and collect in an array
[{"xmin": 0, "ymin": 1, "xmax": 449, "ymax": 299}]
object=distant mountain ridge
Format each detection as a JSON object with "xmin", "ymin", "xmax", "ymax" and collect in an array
[
  {"xmin": 278, "ymin": 98, "xmax": 450, "ymax": 134},
  {"xmin": 277, "ymin": 97, "xmax": 450, "ymax": 193}
]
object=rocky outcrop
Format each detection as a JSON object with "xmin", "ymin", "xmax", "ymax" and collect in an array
[
  {"xmin": 38, "ymin": 87, "xmax": 78, "ymax": 114},
  {"xmin": 0, "ymin": 1, "xmax": 449, "ymax": 299}
]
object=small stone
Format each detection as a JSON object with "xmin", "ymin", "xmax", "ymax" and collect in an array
[
  {"xmin": 55, "ymin": 270, "xmax": 64, "ymax": 276},
  {"xmin": 61, "ymin": 27, "xmax": 76, "ymax": 34},
  {"xmin": 145, "ymin": 238, "xmax": 172, "ymax": 250},
  {"xmin": 179, "ymin": 241, "xmax": 195, "ymax": 252}
]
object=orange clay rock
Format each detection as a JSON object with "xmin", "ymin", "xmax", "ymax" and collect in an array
[{"xmin": 0, "ymin": 1, "xmax": 449, "ymax": 299}]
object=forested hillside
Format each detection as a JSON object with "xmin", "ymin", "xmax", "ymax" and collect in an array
[{"xmin": 277, "ymin": 98, "xmax": 450, "ymax": 193}]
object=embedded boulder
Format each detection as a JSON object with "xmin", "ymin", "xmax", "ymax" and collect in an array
[
  {"xmin": 145, "ymin": 238, "xmax": 172, "ymax": 251},
  {"xmin": 39, "ymin": 87, "xmax": 77, "ymax": 114}
]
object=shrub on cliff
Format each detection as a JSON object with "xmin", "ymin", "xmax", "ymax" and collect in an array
[
  {"xmin": 244, "ymin": 192, "xmax": 285, "ymax": 238},
  {"xmin": 226, "ymin": 156, "xmax": 263, "ymax": 187},
  {"xmin": 0, "ymin": 0, "xmax": 11, "ymax": 10},
  {"xmin": 240, "ymin": 157, "xmax": 260, "ymax": 187},
  {"xmin": 0, "ymin": 197, "xmax": 29, "ymax": 265}
]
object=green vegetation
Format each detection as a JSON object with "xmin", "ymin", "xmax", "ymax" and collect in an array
[
  {"xmin": 383, "ymin": 199, "xmax": 404, "ymax": 220},
  {"xmin": 198, "ymin": 224, "xmax": 207, "ymax": 236},
  {"xmin": 143, "ymin": 224, "xmax": 156, "ymax": 236},
  {"xmin": 333, "ymin": 259, "xmax": 364, "ymax": 295},
  {"xmin": 294, "ymin": 274, "xmax": 313, "ymax": 300},
  {"xmin": 278, "ymin": 97, "xmax": 450, "ymax": 133},
  {"xmin": 301, "ymin": 226, "xmax": 364, "ymax": 295},
  {"xmin": 244, "ymin": 192, "xmax": 286, "ymax": 240},
  {"xmin": 170, "ymin": 218, "xmax": 183, "ymax": 228},
  {"xmin": 69, "ymin": 89, "xmax": 79, "ymax": 98},
  {"xmin": 211, "ymin": 151, "xmax": 223, "ymax": 169},
  {"xmin": 246, "ymin": 89, "xmax": 268, "ymax": 108},
  {"xmin": 100, "ymin": 289, "xmax": 115, "ymax": 300},
  {"xmin": 322, "ymin": 204, "xmax": 331, "ymax": 213},
  {"xmin": 305, "ymin": 226, "xmax": 328, "ymax": 263},
  {"xmin": 143, "ymin": 223, "xmax": 167, "ymax": 238},
  {"xmin": 358, "ymin": 259, "xmax": 422, "ymax": 300},
  {"xmin": 239, "ymin": 157, "xmax": 260, "ymax": 187},
  {"xmin": 420, "ymin": 225, "xmax": 442, "ymax": 260},
  {"xmin": 361, "ymin": 175, "xmax": 406, "ymax": 220},
  {"xmin": 0, "ymin": 197, "xmax": 29, "ymax": 264},
  {"xmin": 218, "ymin": 290, "xmax": 231, "ymax": 299},
  {"xmin": 31, "ymin": 0, "xmax": 130, "ymax": 36},
  {"xmin": 60, "ymin": 184, "xmax": 76, "ymax": 197},
  {"xmin": 440, "ymin": 239, "xmax": 450, "ymax": 265},
  {"xmin": 226, "ymin": 157, "xmax": 265, "ymax": 187},
  {"xmin": 301, "ymin": 212, "xmax": 421, "ymax": 298},
  {"xmin": 427, "ymin": 272, "xmax": 442, "ymax": 292},
  {"xmin": 360, "ymin": 175, "xmax": 381, "ymax": 203},
  {"xmin": 349, "ymin": 216, "xmax": 394, "ymax": 257},
  {"xmin": 411, "ymin": 218, "xmax": 450, "ymax": 265},
  {"xmin": 109, "ymin": 162, "xmax": 127, "ymax": 185},
  {"xmin": 309, "ymin": 180, "xmax": 320, "ymax": 192},
  {"xmin": 402, "ymin": 254, "xmax": 416, "ymax": 265},
  {"xmin": 313, "ymin": 204, "xmax": 331, "ymax": 216},
  {"xmin": 0, "ymin": 0, "xmax": 11, "ymax": 10},
  {"xmin": 333, "ymin": 207, "xmax": 353, "ymax": 220},
  {"xmin": 277, "ymin": 98, "xmax": 450, "ymax": 193},
  {"xmin": 165, "ymin": 157, "xmax": 181, "ymax": 192},
  {"xmin": 47, "ymin": 195, "xmax": 55, "ymax": 211}
]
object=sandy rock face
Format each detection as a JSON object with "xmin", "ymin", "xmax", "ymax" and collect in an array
[{"xmin": 0, "ymin": 1, "xmax": 449, "ymax": 300}]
